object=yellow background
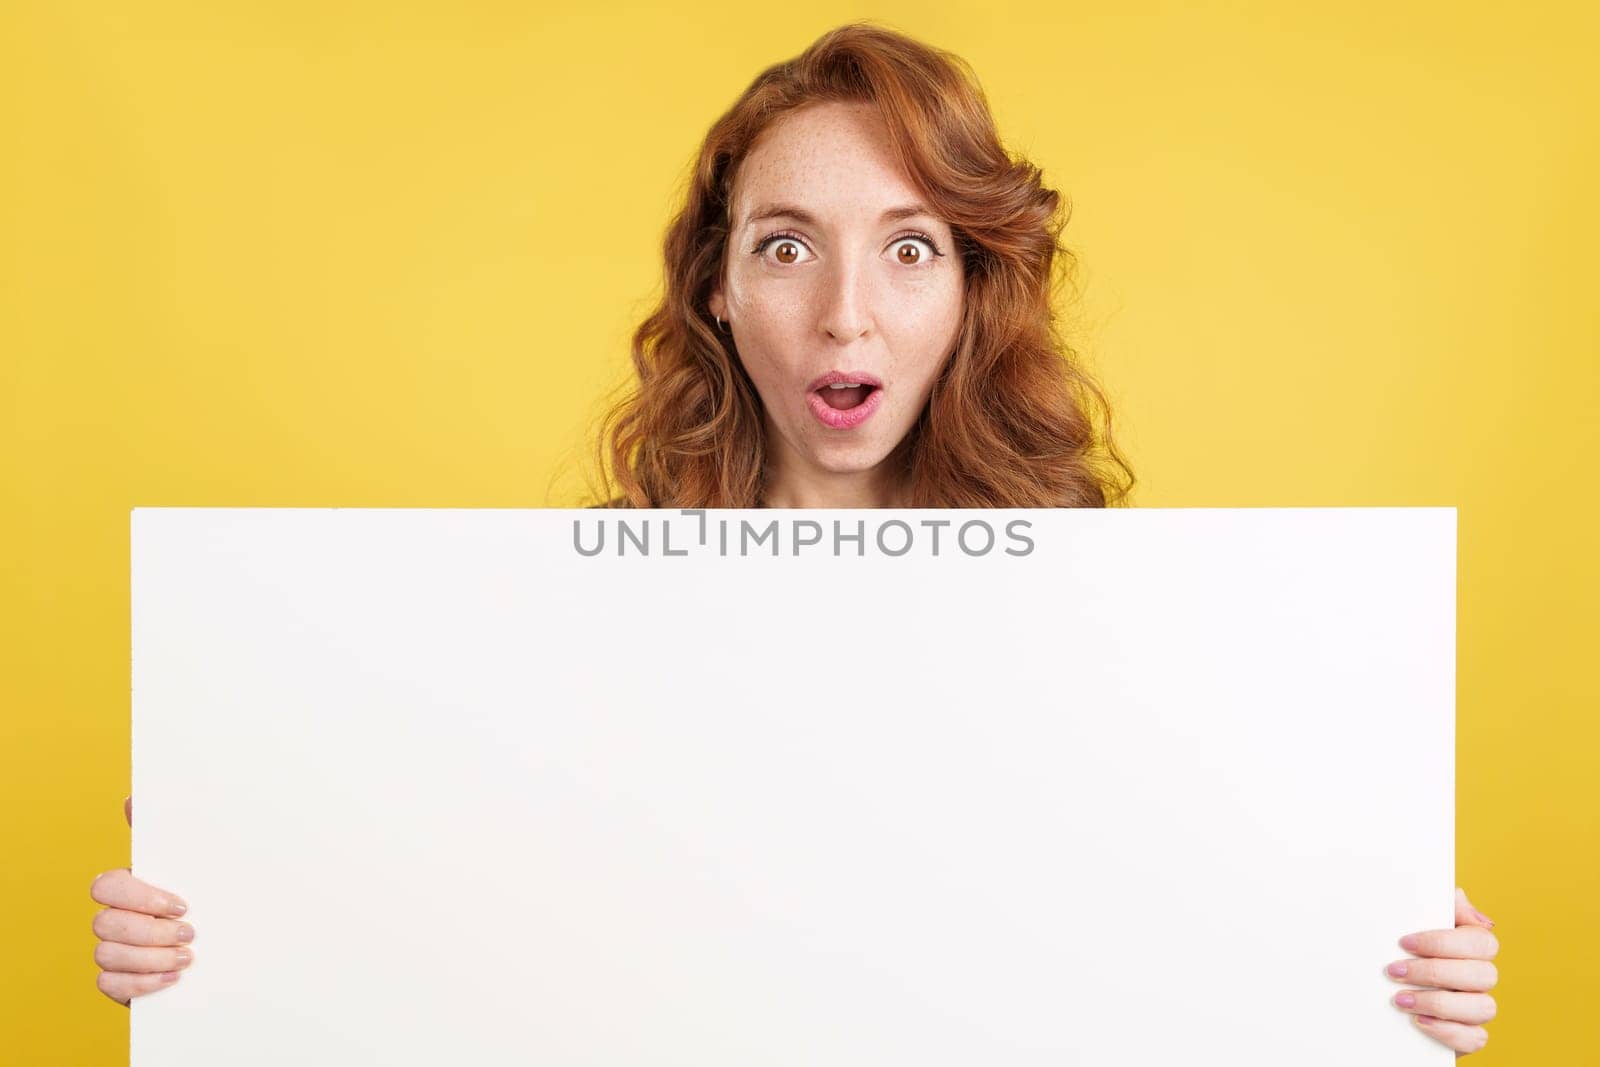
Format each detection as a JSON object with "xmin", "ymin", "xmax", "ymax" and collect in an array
[{"xmin": 3, "ymin": 2, "xmax": 1595, "ymax": 1062}]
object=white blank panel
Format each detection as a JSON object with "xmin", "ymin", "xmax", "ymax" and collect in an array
[{"xmin": 131, "ymin": 506, "xmax": 1454, "ymax": 1065}]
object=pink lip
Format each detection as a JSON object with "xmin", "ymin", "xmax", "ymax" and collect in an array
[
  {"xmin": 807, "ymin": 369, "xmax": 884, "ymax": 392},
  {"xmin": 806, "ymin": 370, "xmax": 884, "ymax": 430}
]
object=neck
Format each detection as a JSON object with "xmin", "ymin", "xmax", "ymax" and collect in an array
[
  {"xmin": 760, "ymin": 451, "xmax": 909, "ymax": 509},
  {"xmin": 761, "ymin": 475, "xmax": 906, "ymax": 508}
]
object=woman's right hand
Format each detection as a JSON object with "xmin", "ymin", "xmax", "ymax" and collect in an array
[{"xmin": 89, "ymin": 795, "xmax": 196, "ymax": 1005}]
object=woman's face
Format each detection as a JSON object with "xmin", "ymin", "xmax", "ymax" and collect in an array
[{"xmin": 709, "ymin": 100, "xmax": 965, "ymax": 505}]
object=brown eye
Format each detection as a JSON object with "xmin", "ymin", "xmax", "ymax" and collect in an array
[
  {"xmin": 891, "ymin": 234, "xmax": 941, "ymax": 265},
  {"xmin": 752, "ymin": 234, "xmax": 810, "ymax": 264}
]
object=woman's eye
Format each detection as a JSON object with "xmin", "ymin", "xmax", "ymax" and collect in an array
[
  {"xmin": 890, "ymin": 236, "xmax": 940, "ymax": 266},
  {"xmin": 753, "ymin": 235, "xmax": 812, "ymax": 265}
]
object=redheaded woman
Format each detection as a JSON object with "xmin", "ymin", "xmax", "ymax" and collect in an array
[{"xmin": 91, "ymin": 22, "xmax": 1498, "ymax": 1055}]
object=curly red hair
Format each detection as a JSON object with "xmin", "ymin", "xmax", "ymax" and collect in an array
[{"xmin": 579, "ymin": 20, "xmax": 1135, "ymax": 509}]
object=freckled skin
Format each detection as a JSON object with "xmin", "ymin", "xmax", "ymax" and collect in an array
[{"xmin": 709, "ymin": 101, "xmax": 965, "ymax": 509}]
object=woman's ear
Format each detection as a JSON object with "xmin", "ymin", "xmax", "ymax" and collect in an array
[{"xmin": 708, "ymin": 288, "xmax": 727, "ymax": 322}]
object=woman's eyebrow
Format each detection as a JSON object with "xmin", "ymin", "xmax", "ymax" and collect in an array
[{"xmin": 742, "ymin": 203, "xmax": 936, "ymax": 229}]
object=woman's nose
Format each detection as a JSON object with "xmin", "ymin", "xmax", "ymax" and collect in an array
[{"xmin": 818, "ymin": 257, "xmax": 872, "ymax": 343}]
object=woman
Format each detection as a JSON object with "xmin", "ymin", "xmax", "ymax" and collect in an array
[{"xmin": 89, "ymin": 21, "xmax": 1500, "ymax": 1055}]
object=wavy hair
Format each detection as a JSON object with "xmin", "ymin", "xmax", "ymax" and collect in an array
[{"xmin": 580, "ymin": 20, "xmax": 1135, "ymax": 508}]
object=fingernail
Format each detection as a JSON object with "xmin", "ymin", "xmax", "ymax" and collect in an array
[
  {"xmin": 175, "ymin": 923, "xmax": 195, "ymax": 943},
  {"xmin": 1399, "ymin": 934, "xmax": 1421, "ymax": 951},
  {"xmin": 1415, "ymin": 1014, "xmax": 1435, "ymax": 1026},
  {"xmin": 168, "ymin": 899, "xmax": 188, "ymax": 917},
  {"xmin": 1395, "ymin": 992, "xmax": 1416, "ymax": 1008},
  {"xmin": 1386, "ymin": 961, "xmax": 1409, "ymax": 978},
  {"xmin": 160, "ymin": 971, "xmax": 180, "ymax": 984},
  {"xmin": 174, "ymin": 949, "xmax": 193, "ymax": 966},
  {"xmin": 1472, "ymin": 908, "xmax": 1494, "ymax": 927}
]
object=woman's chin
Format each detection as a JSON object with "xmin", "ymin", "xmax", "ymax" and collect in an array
[{"xmin": 797, "ymin": 421, "xmax": 886, "ymax": 457}]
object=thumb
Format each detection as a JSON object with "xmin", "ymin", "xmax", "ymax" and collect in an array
[
  {"xmin": 123, "ymin": 794, "xmax": 132, "ymax": 827},
  {"xmin": 1456, "ymin": 885, "xmax": 1494, "ymax": 929}
]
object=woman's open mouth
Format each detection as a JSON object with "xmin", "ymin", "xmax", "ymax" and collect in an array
[{"xmin": 806, "ymin": 371, "xmax": 884, "ymax": 430}]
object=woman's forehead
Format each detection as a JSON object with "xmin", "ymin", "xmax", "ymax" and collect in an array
[{"xmin": 732, "ymin": 105, "xmax": 929, "ymax": 232}]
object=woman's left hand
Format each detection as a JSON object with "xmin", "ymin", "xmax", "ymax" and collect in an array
[{"xmin": 1386, "ymin": 886, "xmax": 1499, "ymax": 1055}]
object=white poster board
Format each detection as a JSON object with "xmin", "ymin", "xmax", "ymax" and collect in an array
[{"xmin": 131, "ymin": 507, "xmax": 1454, "ymax": 1064}]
